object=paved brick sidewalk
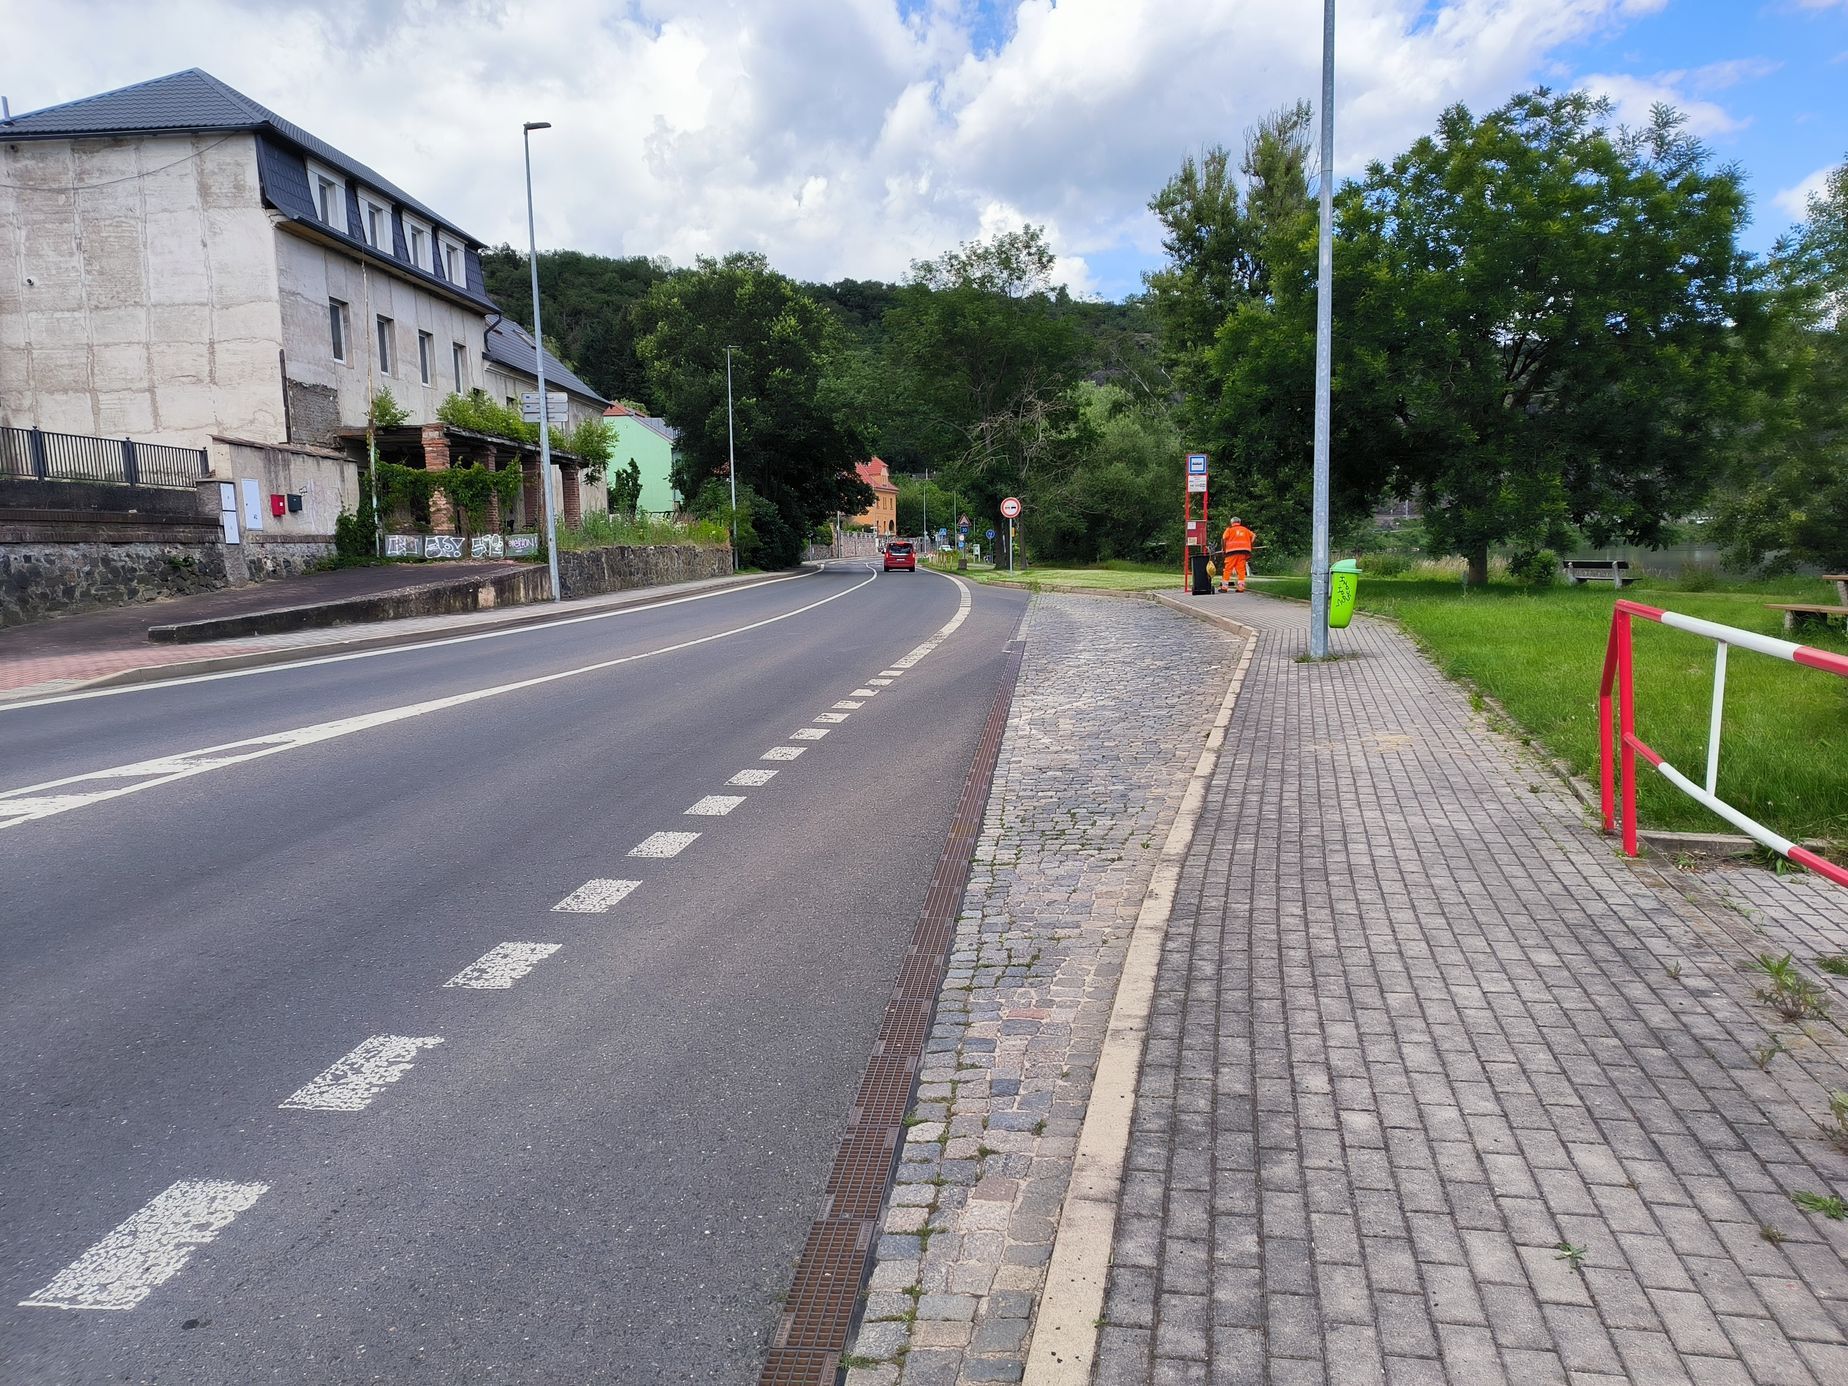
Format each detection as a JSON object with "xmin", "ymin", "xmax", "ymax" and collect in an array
[
  {"xmin": 1099, "ymin": 593, "xmax": 1848, "ymax": 1384},
  {"xmin": 844, "ymin": 594, "xmax": 1242, "ymax": 1385}
]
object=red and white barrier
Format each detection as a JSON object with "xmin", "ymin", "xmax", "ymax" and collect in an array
[{"xmin": 1599, "ymin": 598, "xmax": 1848, "ymax": 888}]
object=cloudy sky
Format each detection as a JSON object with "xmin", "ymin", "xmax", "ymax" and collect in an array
[{"xmin": 3, "ymin": 0, "xmax": 1845, "ymax": 299}]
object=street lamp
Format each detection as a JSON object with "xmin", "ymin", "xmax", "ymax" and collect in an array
[
  {"xmin": 1308, "ymin": 0, "xmax": 1335, "ymax": 656},
  {"xmin": 523, "ymin": 120, "xmax": 561, "ymax": 604},
  {"xmin": 725, "ymin": 346, "xmax": 738, "ymax": 561}
]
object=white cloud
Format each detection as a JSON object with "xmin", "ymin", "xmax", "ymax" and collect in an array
[
  {"xmin": 1774, "ymin": 163, "xmax": 1838, "ymax": 219},
  {"xmin": 1576, "ymin": 71, "xmax": 1748, "ymax": 137},
  {"xmin": 1, "ymin": 0, "xmax": 1681, "ymax": 296}
]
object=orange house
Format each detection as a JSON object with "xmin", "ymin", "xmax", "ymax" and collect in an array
[{"xmin": 850, "ymin": 457, "xmax": 900, "ymax": 535}]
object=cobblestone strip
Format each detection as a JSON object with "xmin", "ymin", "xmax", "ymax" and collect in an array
[
  {"xmin": 1100, "ymin": 593, "xmax": 1848, "ymax": 1386},
  {"xmin": 844, "ymin": 594, "xmax": 1243, "ymax": 1386}
]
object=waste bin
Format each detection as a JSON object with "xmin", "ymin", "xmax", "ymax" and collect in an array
[
  {"xmin": 1190, "ymin": 550, "xmax": 1212, "ymax": 596},
  {"xmin": 1329, "ymin": 557, "xmax": 1360, "ymax": 629}
]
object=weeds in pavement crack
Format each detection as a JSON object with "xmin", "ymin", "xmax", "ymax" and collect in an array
[
  {"xmin": 1791, "ymin": 1191, "xmax": 1847, "ymax": 1221},
  {"xmin": 1750, "ymin": 953, "xmax": 1832, "ymax": 1021}
]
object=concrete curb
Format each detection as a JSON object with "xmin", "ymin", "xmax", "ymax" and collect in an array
[
  {"xmin": 0, "ymin": 568, "xmax": 800, "ymax": 704},
  {"xmin": 1021, "ymin": 594, "xmax": 1258, "ymax": 1384}
]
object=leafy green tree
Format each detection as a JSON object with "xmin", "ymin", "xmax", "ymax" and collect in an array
[
  {"xmin": 1028, "ymin": 383, "xmax": 1182, "ymax": 564},
  {"xmin": 607, "ymin": 458, "xmax": 644, "ymax": 519},
  {"xmin": 481, "ymin": 247, "xmax": 670, "ymax": 401},
  {"xmin": 633, "ymin": 253, "xmax": 871, "ymax": 568},
  {"xmin": 1341, "ymin": 92, "xmax": 1761, "ymax": 583},
  {"xmin": 1718, "ymin": 156, "xmax": 1848, "ymax": 572}
]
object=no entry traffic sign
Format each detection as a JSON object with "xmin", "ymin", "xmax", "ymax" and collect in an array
[{"xmin": 1000, "ymin": 496, "xmax": 1022, "ymax": 519}]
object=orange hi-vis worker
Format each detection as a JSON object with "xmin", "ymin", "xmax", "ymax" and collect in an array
[{"xmin": 1221, "ymin": 518, "xmax": 1255, "ymax": 592}]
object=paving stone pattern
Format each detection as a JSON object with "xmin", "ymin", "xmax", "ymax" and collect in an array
[
  {"xmin": 1101, "ymin": 593, "xmax": 1848, "ymax": 1384},
  {"xmin": 844, "ymin": 594, "xmax": 1241, "ymax": 1385}
]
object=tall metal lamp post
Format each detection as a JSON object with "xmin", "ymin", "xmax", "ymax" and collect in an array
[
  {"xmin": 725, "ymin": 346, "xmax": 739, "ymax": 560},
  {"xmin": 1308, "ymin": 0, "xmax": 1336, "ymax": 656},
  {"xmin": 523, "ymin": 120, "xmax": 562, "ymax": 604}
]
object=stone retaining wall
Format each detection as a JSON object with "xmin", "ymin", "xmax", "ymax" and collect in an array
[
  {"xmin": 557, "ymin": 543, "xmax": 732, "ymax": 599},
  {"xmin": 1, "ymin": 540, "xmax": 230, "ymax": 628}
]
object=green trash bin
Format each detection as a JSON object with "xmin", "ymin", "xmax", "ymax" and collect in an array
[{"xmin": 1329, "ymin": 558, "xmax": 1360, "ymax": 629}]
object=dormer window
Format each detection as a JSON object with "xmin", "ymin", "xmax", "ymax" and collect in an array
[
  {"xmin": 316, "ymin": 177, "xmax": 338, "ymax": 225},
  {"xmin": 307, "ymin": 160, "xmax": 344, "ymax": 229},
  {"xmin": 442, "ymin": 241, "xmax": 461, "ymax": 283},
  {"xmin": 408, "ymin": 225, "xmax": 426, "ymax": 269},
  {"xmin": 362, "ymin": 197, "xmax": 389, "ymax": 250}
]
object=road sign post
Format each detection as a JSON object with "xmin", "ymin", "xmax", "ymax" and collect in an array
[
  {"xmin": 1000, "ymin": 497, "xmax": 1022, "ymax": 574},
  {"xmin": 1182, "ymin": 452, "xmax": 1209, "ymax": 592}
]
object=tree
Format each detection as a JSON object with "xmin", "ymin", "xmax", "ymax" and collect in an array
[
  {"xmin": 608, "ymin": 458, "xmax": 643, "ymax": 519},
  {"xmin": 1340, "ymin": 92, "xmax": 1760, "ymax": 583},
  {"xmin": 1718, "ymin": 156, "xmax": 1848, "ymax": 572},
  {"xmin": 632, "ymin": 253, "xmax": 871, "ymax": 568},
  {"xmin": 480, "ymin": 247, "xmax": 670, "ymax": 401}
]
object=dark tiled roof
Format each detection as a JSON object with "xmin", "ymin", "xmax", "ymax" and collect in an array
[
  {"xmin": 1, "ymin": 68, "xmax": 475, "ymax": 242},
  {"xmin": 484, "ymin": 319, "xmax": 606, "ymax": 405}
]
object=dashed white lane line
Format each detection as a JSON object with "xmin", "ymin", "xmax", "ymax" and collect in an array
[
  {"xmin": 815, "ymin": 712, "xmax": 850, "ymax": 723},
  {"xmin": 686, "ymin": 795, "xmax": 745, "ymax": 816},
  {"xmin": 868, "ymin": 678, "xmax": 894, "ymax": 686},
  {"xmin": 850, "ymin": 688, "xmax": 879, "ymax": 697},
  {"xmin": 790, "ymin": 727, "xmax": 830, "ymax": 741},
  {"xmin": 443, "ymin": 942, "xmax": 560, "ymax": 989},
  {"xmin": 762, "ymin": 746, "xmax": 806, "ymax": 761},
  {"xmin": 0, "ymin": 570, "xmax": 881, "ymax": 829},
  {"xmin": 729, "ymin": 768, "xmax": 778, "ymax": 786},
  {"xmin": 552, "ymin": 878, "xmax": 642, "ymax": 913},
  {"xmin": 878, "ymin": 670, "xmax": 904, "ymax": 678},
  {"xmin": 629, "ymin": 831, "xmax": 699, "ymax": 858},
  {"xmin": 279, "ymin": 1035, "xmax": 443, "ymax": 1112},
  {"xmin": 19, "ymin": 1179, "xmax": 269, "ymax": 1311},
  {"xmin": 832, "ymin": 700, "xmax": 864, "ymax": 710}
]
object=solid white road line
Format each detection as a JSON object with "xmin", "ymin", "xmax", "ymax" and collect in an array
[
  {"xmin": 685, "ymin": 795, "xmax": 745, "ymax": 816},
  {"xmin": 790, "ymin": 727, "xmax": 830, "ymax": 740},
  {"xmin": 815, "ymin": 712, "xmax": 850, "ymax": 723},
  {"xmin": 728, "ymin": 768, "xmax": 778, "ymax": 786},
  {"xmin": 0, "ymin": 569, "xmax": 825, "ymax": 714},
  {"xmin": 629, "ymin": 831, "xmax": 699, "ymax": 858},
  {"xmin": 0, "ymin": 571, "xmax": 881, "ymax": 828},
  {"xmin": 762, "ymin": 746, "xmax": 806, "ymax": 761},
  {"xmin": 443, "ymin": 942, "xmax": 560, "ymax": 989},
  {"xmin": 19, "ymin": 1179, "xmax": 269, "ymax": 1311},
  {"xmin": 279, "ymin": 1035, "xmax": 443, "ymax": 1112},
  {"xmin": 552, "ymin": 878, "xmax": 642, "ymax": 913}
]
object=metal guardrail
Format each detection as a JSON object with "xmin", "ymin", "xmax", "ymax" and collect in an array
[
  {"xmin": 1599, "ymin": 597, "xmax": 1848, "ymax": 887},
  {"xmin": 0, "ymin": 425, "xmax": 208, "ymax": 490}
]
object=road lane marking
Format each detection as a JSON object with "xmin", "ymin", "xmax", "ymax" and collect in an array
[
  {"xmin": 815, "ymin": 712, "xmax": 850, "ymax": 723},
  {"xmin": 444, "ymin": 942, "xmax": 560, "ymax": 988},
  {"xmin": 0, "ymin": 569, "xmax": 828, "ymax": 713},
  {"xmin": 280, "ymin": 1035, "xmax": 443, "ymax": 1112},
  {"xmin": 878, "ymin": 671, "xmax": 904, "ymax": 677},
  {"xmin": 630, "ymin": 831, "xmax": 699, "ymax": 858},
  {"xmin": 762, "ymin": 746, "xmax": 806, "ymax": 761},
  {"xmin": 832, "ymin": 700, "xmax": 863, "ymax": 710},
  {"xmin": 0, "ymin": 572, "xmax": 881, "ymax": 826},
  {"xmin": 868, "ymin": 678, "xmax": 894, "ymax": 686},
  {"xmin": 19, "ymin": 1180, "xmax": 269, "ymax": 1311},
  {"xmin": 791, "ymin": 727, "xmax": 830, "ymax": 740},
  {"xmin": 729, "ymin": 769, "xmax": 778, "ymax": 786},
  {"xmin": 552, "ymin": 878, "xmax": 642, "ymax": 913},
  {"xmin": 850, "ymin": 688, "xmax": 878, "ymax": 697},
  {"xmin": 686, "ymin": 795, "xmax": 744, "ymax": 816}
]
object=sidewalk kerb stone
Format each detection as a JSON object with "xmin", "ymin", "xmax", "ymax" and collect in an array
[{"xmin": 1022, "ymin": 615, "xmax": 1256, "ymax": 1384}]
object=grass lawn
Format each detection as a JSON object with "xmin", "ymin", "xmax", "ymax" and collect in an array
[
  {"xmin": 1264, "ymin": 572, "xmax": 1848, "ymax": 844},
  {"xmin": 930, "ymin": 558, "xmax": 1179, "ymax": 592}
]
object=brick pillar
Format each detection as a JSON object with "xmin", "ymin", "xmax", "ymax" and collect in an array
[
  {"xmin": 561, "ymin": 463, "xmax": 583, "ymax": 529},
  {"xmin": 482, "ymin": 445, "xmax": 502, "ymax": 532},
  {"xmin": 421, "ymin": 423, "xmax": 455, "ymax": 533},
  {"xmin": 521, "ymin": 454, "xmax": 542, "ymax": 533}
]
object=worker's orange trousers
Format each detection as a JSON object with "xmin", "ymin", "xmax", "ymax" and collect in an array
[{"xmin": 1224, "ymin": 553, "xmax": 1249, "ymax": 591}]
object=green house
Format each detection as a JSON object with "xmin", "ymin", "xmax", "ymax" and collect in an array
[{"xmin": 603, "ymin": 403, "xmax": 679, "ymax": 516}]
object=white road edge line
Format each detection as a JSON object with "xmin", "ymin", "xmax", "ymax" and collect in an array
[
  {"xmin": 0, "ymin": 568, "xmax": 823, "ymax": 714},
  {"xmin": 443, "ymin": 942, "xmax": 561, "ymax": 989},
  {"xmin": 19, "ymin": 1179, "xmax": 269, "ymax": 1311},
  {"xmin": 686, "ymin": 795, "xmax": 745, "ymax": 816},
  {"xmin": 629, "ymin": 831, "xmax": 699, "ymax": 858},
  {"xmin": 552, "ymin": 878, "xmax": 642, "ymax": 913},
  {"xmin": 0, "ymin": 572, "xmax": 880, "ymax": 829},
  {"xmin": 279, "ymin": 1035, "xmax": 444, "ymax": 1112}
]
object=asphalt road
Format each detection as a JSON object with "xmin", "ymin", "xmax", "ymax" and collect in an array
[{"xmin": 0, "ymin": 562, "xmax": 1028, "ymax": 1384}]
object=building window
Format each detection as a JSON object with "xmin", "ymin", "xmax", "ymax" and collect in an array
[
  {"xmin": 452, "ymin": 342, "xmax": 467, "ymax": 392},
  {"xmin": 443, "ymin": 242, "xmax": 461, "ymax": 282},
  {"xmin": 329, "ymin": 298, "xmax": 349, "ymax": 362},
  {"xmin": 418, "ymin": 331, "xmax": 433, "ymax": 385},
  {"xmin": 376, "ymin": 315, "xmax": 394, "ymax": 374},
  {"xmin": 316, "ymin": 177, "xmax": 339, "ymax": 226},
  {"xmin": 364, "ymin": 201, "xmax": 387, "ymax": 250},
  {"xmin": 409, "ymin": 226, "xmax": 426, "ymax": 268}
]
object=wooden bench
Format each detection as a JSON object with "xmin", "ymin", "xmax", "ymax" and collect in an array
[
  {"xmin": 1767, "ymin": 604, "xmax": 1848, "ymax": 632},
  {"xmin": 1562, "ymin": 559, "xmax": 1634, "ymax": 587}
]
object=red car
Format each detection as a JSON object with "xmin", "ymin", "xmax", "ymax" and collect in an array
[{"xmin": 883, "ymin": 540, "xmax": 916, "ymax": 572}]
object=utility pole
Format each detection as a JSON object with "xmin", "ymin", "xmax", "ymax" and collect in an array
[
  {"xmin": 523, "ymin": 120, "xmax": 561, "ymax": 604},
  {"xmin": 1308, "ymin": 0, "xmax": 1336, "ymax": 657},
  {"xmin": 725, "ymin": 346, "xmax": 738, "ymax": 559}
]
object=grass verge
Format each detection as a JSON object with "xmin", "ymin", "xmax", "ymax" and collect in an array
[
  {"xmin": 928, "ymin": 558, "xmax": 1178, "ymax": 592},
  {"xmin": 1263, "ymin": 573, "xmax": 1847, "ymax": 843}
]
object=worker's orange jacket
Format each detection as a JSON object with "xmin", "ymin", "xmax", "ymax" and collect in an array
[{"xmin": 1222, "ymin": 524, "xmax": 1255, "ymax": 555}]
